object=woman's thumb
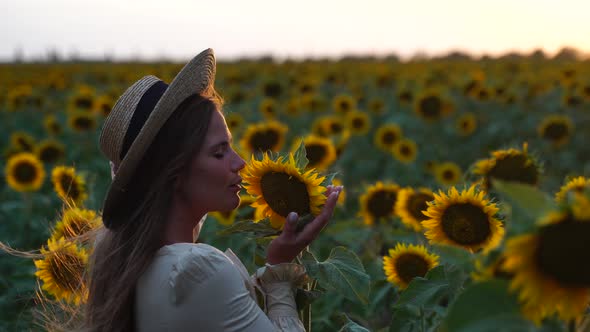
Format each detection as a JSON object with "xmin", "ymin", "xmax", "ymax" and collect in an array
[{"xmin": 283, "ymin": 212, "xmax": 299, "ymax": 235}]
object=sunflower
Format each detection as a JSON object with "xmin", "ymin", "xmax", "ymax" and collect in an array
[
  {"xmin": 395, "ymin": 187, "xmax": 434, "ymax": 232},
  {"xmin": 422, "ymin": 185, "xmax": 504, "ymax": 252},
  {"xmin": 292, "ymin": 135, "xmax": 337, "ymax": 171},
  {"xmin": 455, "ymin": 112, "xmax": 477, "ymax": 137},
  {"xmin": 300, "ymin": 94, "xmax": 327, "ymax": 113},
  {"xmin": 225, "ymin": 112, "xmax": 245, "ymax": 133},
  {"xmin": 5, "ymin": 152, "xmax": 46, "ymax": 192},
  {"xmin": 332, "ymin": 178, "xmax": 346, "ymax": 206},
  {"xmin": 359, "ymin": 181, "xmax": 400, "ymax": 225},
  {"xmin": 241, "ymin": 153, "xmax": 326, "ymax": 229},
  {"xmin": 211, "ymin": 194, "xmax": 257, "ymax": 226},
  {"xmin": 261, "ymin": 79, "xmax": 283, "ymax": 98},
  {"xmin": 383, "ymin": 243, "xmax": 439, "ymax": 289},
  {"xmin": 10, "ymin": 131, "xmax": 36, "ymax": 152},
  {"xmin": 240, "ymin": 121, "xmax": 288, "ymax": 154},
  {"xmin": 345, "ymin": 110, "xmax": 371, "ymax": 135},
  {"xmin": 374, "ymin": 123, "xmax": 403, "ymax": 152},
  {"xmin": 471, "ymin": 255, "xmax": 513, "ymax": 282},
  {"xmin": 397, "ymin": 88, "xmax": 414, "ymax": 105},
  {"xmin": 392, "ymin": 138, "xmax": 418, "ymax": 164},
  {"xmin": 314, "ymin": 115, "xmax": 345, "ymax": 137},
  {"xmin": 537, "ymin": 115, "xmax": 574, "ymax": 148},
  {"xmin": 368, "ymin": 97, "xmax": 386, "ymax": 115},
  {"xmin": 471, "ymin": 143, "xmax": 540, "ymax": 191},
  {"xmin": 414, "ymin": 91, "xmax": 453, "ymax": 122},
  {"xmin": 43, "ymin": 114, "xmax": 62, "ymax": 136},
  {"xmin": 259, "ymin": 98, "xmax": 278, "ymax": 120},
  {"xmin": 51, "ymin": 207, "xmax": 100, "ymax": 243},
  {"xmin": 92, "ymin": 95, "xmax": 114, "ymax": 117},
  {"xmin": 562, "ymin": 91, "xmax": 583, "ymax": 108},
  {"xmin": 434, "ymin": 162, "xmax": 463, "ymax": 186},
  {"xmin": 502, "ymin": 222, "xmax": 590, "ymax": 324},
  {"xmin": 332, "ymin": 94, "xmax": 356, "ymax": 114},
  {"xmin": 68, "ymin": 88, "xmax": 95, "ymax": 112},
  {"xmin": 51, "ymin": 166, "xmax": 87, "ymax": 206},
  {"xmin": 285, "ymin": 97, "xmax": 302, "ymax": 117},
  {"xmin": 67, "ymin": 111, "xmax": 97, "ymax": 133},
  {"xmin": 555, "ymin": 176, "xmax": 590, "ymax": 203},
  {"xmin": 34, "ymin": 237, "xmax": 89, "ymax": 305},
  {"xmin": 35, "ymin": 139, "xmax": 66, "ymax": 164}
]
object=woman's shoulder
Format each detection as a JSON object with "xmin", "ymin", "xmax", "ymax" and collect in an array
[
  {"xmin": 140, "ymin": 243, "xmax": 239, "ymax": 304},
  {"xmin": 156, "ymin": 242, "xmax": 230, "ymax": 279}
]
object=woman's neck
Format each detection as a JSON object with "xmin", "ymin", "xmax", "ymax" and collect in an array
[{"xmin": 162, "ymin": 197, "xmax": 206, "ymax": 245}]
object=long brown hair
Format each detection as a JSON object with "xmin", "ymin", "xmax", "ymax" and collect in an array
[{"xmin": 85, "ymin": 92, "xmax": 222, "ymax": 332}]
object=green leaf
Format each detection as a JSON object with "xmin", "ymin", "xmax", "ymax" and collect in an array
[
  {"xmin": 216, "ymin": 218, "xmax": 280, "ymax": 237},
  {"xmin": 293, "ymin": 139, "xmax": 309, "ymax": 170},
  {"xmin": 441, "ymin": 279, "xmax": 534, "ymax": 332},
  {"xmin": 388, "ymin": 304, "xmax": 423, "ymax": 332},
  {"xmin": 320, "ymin": 172, "xmax": 339, "ymax": 187},
  {"xmin": 302, "ymin": 247, "xmax": 371, "ymax": 304},
  {"xmin": 492, "ymin": 179, "xmax": 556, "ymax": 219},
  {"xmin": 337, "ymin": 313, "xmax": 371, "ymax": 332},
  {"xmin": 394, "ymin": 265, "xmax": 449, "ymax": 309}
]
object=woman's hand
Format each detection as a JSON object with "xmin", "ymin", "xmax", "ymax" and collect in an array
[{"xmin": 266, "ymin": 185, "xmax": 343, "ymax": 265}]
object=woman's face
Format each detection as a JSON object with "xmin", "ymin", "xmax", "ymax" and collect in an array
[{"xmin": 178, "ymin": 110, "xmax": 246, "ymax": 215}]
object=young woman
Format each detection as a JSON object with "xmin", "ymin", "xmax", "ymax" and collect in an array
[{"xmin": 90, "ymin": 48, "xmax": 342, "ymax": 331}]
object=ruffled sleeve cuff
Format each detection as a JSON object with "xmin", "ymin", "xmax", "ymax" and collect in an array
[{"xmin": 253, "ymin": 263, "xmax": 308, "ymax": 331}]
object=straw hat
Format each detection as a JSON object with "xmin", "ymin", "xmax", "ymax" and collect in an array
[{"xmin": 99, "ymin": 48, "xmax": 216, "ymax": 229}]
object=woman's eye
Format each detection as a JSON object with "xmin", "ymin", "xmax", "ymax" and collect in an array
[{"xmin": 214, "ymin": 151, "xmax": 225, "ymax": 159}]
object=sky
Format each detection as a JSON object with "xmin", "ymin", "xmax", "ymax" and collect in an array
[{"xmin": 1, "ymin": 0, "xmax": 590, "ymax": 61}]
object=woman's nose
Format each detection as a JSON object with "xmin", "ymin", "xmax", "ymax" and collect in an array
[{"xmin": 232, "ymin": 153, "xmax": 246, "ymax": 172}]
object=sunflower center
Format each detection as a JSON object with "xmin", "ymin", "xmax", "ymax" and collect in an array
[
  {"xmin": 400, "ymin": 144, "xmax": 412, "ymax": 156},
  {"xmin": 306, "ymin": 144, "xmax": 327, "ymax": 168},
  {"xmin": 48, "ymin": 251, "xmax": 85, "ymax": 292},
  {"xmin": 394, "ymin": 253, "xmax": 430, "ymax": 284},
  {"xmin": 74, "ymin": 117, "xmax": 94, "ymax": 130},
  {"xmin": 329, "ymin": 122, "xmax": 343, "ymax": 134},
  {"xmin": 441, "ymin": 203, "xmax": 491, "ymax": 245},
  {"xmin": 352, "ymin": 117, "xmax": 365, "ymax": 129},
  {"xmin": 399, "ymin": 91, "xmax": 413, "ymax": 102},
  {"xmin": 536, "ymin": 221, "xmax": 590, "ymax": 287},
  {"xmin": 338, "ymin": 101, "xmax": 351, "ymax": 112},
  {"xmin": 260, "ymin": 172, "xmax": 310, "ymax": 217},
  {"xmin": 542, "ymin": 123, "xmax": 568, "ymax": 141},
  {"xmin": 40, "ymin": 146, "xmax": 64, "ymax": 163},
  {"xmin": 419, "ymin": 96, "xmax": 442, "ymax": 118},
  {"xmin": 59, "ymin": 175, "xmax": 81, "ymax": 201},
  {"xmin": 250, "ymin": 129, "xmax": 279, "ymax": 152},
  {"xmin": 382, "ymin": 131, "xmax": 398, "ymax": 145},
  {"xmin": 14, "ymin": 162, "xmax": 37, "ymax": 183},
  {"xmin": 64, "ymin": 218, "xmax": 92, "ymax": 239},
  {"xmin": 74, "ymin": 97, "xmax": 93, "ymax": 110},
  {"xmin": 408, "ymin": 193, "xmax": 433, "ymax": 221},
  {"xmin": 487, "ymin": 154, "xmax": 539, "ymax": 188},
  {"xmin": 367, "ymin": 190, "xmax": 397, "ymax": 219},
  {"xmin": 443, "ymin": 169, "xmax": 456, "ymax": 181}
]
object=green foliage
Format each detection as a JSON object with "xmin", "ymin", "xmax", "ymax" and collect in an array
[
  {"xmin": 302, "ymin": 247, "xmax": 371, "ymax": 304},
  {"xmin": 441, "ymin": 280, "xmax": 534, "ymax": 332}
]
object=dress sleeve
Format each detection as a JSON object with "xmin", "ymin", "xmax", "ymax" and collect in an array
[
  {"xmin": 253, "ymin": 263, "xmax": 308, "ymax": 331},
  {"xmin": 167, "ymin": 245, "xmax": 305, "ymax": 332}
]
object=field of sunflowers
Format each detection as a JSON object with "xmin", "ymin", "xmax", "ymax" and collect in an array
[{"xmin": 1, "ymin": 52, "xmax": 590, "ymax": 331}]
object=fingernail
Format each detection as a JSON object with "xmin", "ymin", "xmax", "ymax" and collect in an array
[{"xmin": 288, "ymin": 212, "xmax": 298, "ymax": 221}]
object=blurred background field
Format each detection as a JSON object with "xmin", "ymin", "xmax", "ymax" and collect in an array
[{"xmin": 1, "ymin": 49, "xmax": 589, "ymax": 330}]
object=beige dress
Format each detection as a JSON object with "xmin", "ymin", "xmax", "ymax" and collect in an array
[{"xmin": 135, "ymin": 242, "xmax": 307, "ymax": 331}]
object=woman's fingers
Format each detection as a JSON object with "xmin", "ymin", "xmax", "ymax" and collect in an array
[{"xmin": 297, "ymin": 190, "xmax": 340, "ymax": 244}]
